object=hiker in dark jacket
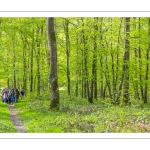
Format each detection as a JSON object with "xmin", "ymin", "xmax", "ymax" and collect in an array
[
  {"xmin": 20, "ymin": 88, "xmax": 25, "ymax": 96},
  {"xmin": 8, "ymin": 88, "xmax": 12, "ymax": 104},
  {"xmin": 14, "ymin": 88, "xmax": 20, "ymax": 102},
  {"xmin": 10, "ymin": 89, "xmax": 15, "ymax": 104}
]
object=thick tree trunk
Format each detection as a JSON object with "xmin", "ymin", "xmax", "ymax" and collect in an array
[{"xmin": 47, "ymin": 17, "xmax": 59, "ymax": 110}]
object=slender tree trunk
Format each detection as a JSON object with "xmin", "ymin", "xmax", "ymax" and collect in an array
[
  {"xmin": 81, "ymin": 18, "xmax": 86, "ymax": 99},
  {"xmin": 99, "ymin": 18, "xmax": 104, "ymax": 99},
  {"xmin": 7, "ymin": 78, "xmax": 10, "ymax": 88},
  {"xmin": 75, "ymin": 35, "xmax": 79, "ymax": 97},
  {"xmin": 122, "ymin": 17, "xmax": 130, "ymax": 105},
  {"xmin": 110, "ymin": 18, "xmax": 116, "ymax": 100},
  {"xmin": 103, "ymin": 36, "xmax": 112, "ymax": 99},
  {"xmin": 47, "ymin": 17, "xmax": 59, "ymax": 110},
  {"xmin": 20, "ymin": 34, "xmax": 29, "ymax": 92},
  {"xmin": 81, "ymin": 45, "xmax": 85, "ymax": 98},
  {"xmin": 143, "ymin": 18, "xmax": 150, "ymax": 103},
  {"xmin": 12, "ymin": 35, "xmax": 16, "ymax": 89},
  {"xmin": 36, "ymin": 26, "xmax": 42, "ymax": 96},
  {"xmin": 30, "ymin": 29, "xmax": 34, "ymax": 92},
  {"xmin": 91, "ymin": 17, "xmax": 98, "ymax": 100},
  {"xmin": 81, "ymin": 18, "xmax": 92, "ymax": 103},
  {"xmin": 114, "ymin": 17, "xmax": 123, "ymax": 104},
  {"xmin": 64, "ymin": 19, "xmax": 71, "ymax": 95},
  {"xmin": 104, "ymin": 53, "xmax": 112, "ymax": 99},
  {"xmin": 138, "ymin": 18, "xmax": 144, "ymax": 101},
  {"xmin": 6, "ymin": 52, "xmax": 10, "ymax": 88},
  {"xmin": 23, "ymin": 45, "xmax": 27, "ymax": 91},
  {"xmin": 133, "ymin": 18, "xmax": 140, "ymax": 100}
]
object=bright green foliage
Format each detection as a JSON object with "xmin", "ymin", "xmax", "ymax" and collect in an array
[{"xmin": 0, "ymin": 17, "xmax": 150, "ymax": 103}]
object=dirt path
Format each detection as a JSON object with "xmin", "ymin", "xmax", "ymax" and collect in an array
[{"xmin": 8, "ymin": 104, "xmax": 27, "ymax": 133}]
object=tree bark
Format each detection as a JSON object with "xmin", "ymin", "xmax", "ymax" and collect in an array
[
  {"xmin": 12, "ymin": 35, "xmax": 16, "ymax": 89},
  {"xmin": 143, "ymin": 18, "xmax": 150, "ymax": 103},
  {"xmin": 64, "ymin": 19, "xmax": 71, "ymax": 95},
  {"xmin": 81, "ymin": 17, "xmax": 92, "ymax": 103},
  {"xmin": 133, "ymin": 18, "xmax": 140, "ymax": 100},
  {"xmin": 30, "ymin": 29, "xmax": 34, "ymax": 92},
  {"xmin": 138, "ymin": 17, "xmax": 144, "ymax": 101},
  {"xmin": 122, "ymin": 17, "xmax": 130, "ymax": 105},
  {"xmin": 47, "ymin": 17, "xmax": 59, "ymax": 110},
  {"xmin": 36, "ymin": 25, "xmax": 42, "ymax": 96},
  {"xmin": 91, "ymin": 17, "xmax": 98, "ymax": 100}
]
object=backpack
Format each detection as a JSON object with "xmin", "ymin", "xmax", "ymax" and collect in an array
[{"xmin": 11, "ymin": 90, "xmax": 14, "ymax": 95}]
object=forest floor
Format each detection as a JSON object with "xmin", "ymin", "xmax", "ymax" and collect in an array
[
  {"xmin": 8, "ymin": 104, "xmax": 26, "ymax": 133},
  {"xmin": 14, "ymin": 93, "xmax": 150, "ymax": 133},
  {"xmin": 1, "ymin": 92, "xmax": 150, "ymax": 133}
]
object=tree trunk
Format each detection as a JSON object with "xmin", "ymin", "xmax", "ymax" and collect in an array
[
  {"xmin": 64, "ymin": 19, "xmax": 71, "ymax": 95},
  {"xmin": 143, "ymin": 18, "xmax": 150, "ymax": 103},
  {"xmin": 30, "ymin": 29, "xmax": 34, "ymax": 92},
  {"xmin": 75, "ymin": 34, "xmax": 79, "ymax": 97},
  {"xmin": 133, "ymin": 18, "xmax": 140, "ymax": 100},
  {"xmin": 138, "ymin": 17, "xmax": 144, "ymax": 101},
  {"xmin": 122, "ymin": 17, "xmax": 130, "ymax": 105},
  {"xmin": 110, "ymin": 18, "xmax": 117, "ymax": 101},
  {"xmin": 36, "ymin": 25, "xmax": 42, "ymax": 96},
  {"xmin": 12, "ymin": 35, "xmax": 16, "ymax": 89},
  {"xmin": 47, "ymin": 17, "xmax": 59, "ymax": 110},
  {"xmin": 114, "ymin": 17, "xmax": 123, "ymax": 104},
  {"xmin": 91, "ymin": 17, "xmax": 98, "ymax": 100},
  {"xmin": 20, "ymin": 33, "xmax": 28, "ymax": 92},
  {"xmin": 81, "ymin": 17, "xmax": 92, "ymax": 103},
  {"xmin": 99, "ymin": 17, "xmax": 104, "ymax": 99}
]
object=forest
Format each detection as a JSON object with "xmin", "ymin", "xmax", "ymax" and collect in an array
[{"xmin": 0, "ymin": 17, "xmax": 150, "ymax": 133}]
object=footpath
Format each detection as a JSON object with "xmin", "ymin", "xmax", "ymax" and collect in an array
[{"xmin": 8, "ymin": 104, "xmax": 26, "ymax": 133}]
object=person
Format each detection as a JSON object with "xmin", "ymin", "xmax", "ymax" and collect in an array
[
  {"xmin": 2, "ymin": 88, "xmax": 8, "ymax": 103},
  {"xmin": 5, "ymin": 87, "xmax": 10, "ymax": 103},
  {"xmin": 10, "ymin": 89, "xmax": 15, "ymax": 104},
  {"xmin": 14, "ymin": 88, "xmax": 20, "ymax": 102},
  {"xmin": 20, "ymin": 88, "xmax": 25, "ymax": 96},
  {"xmin": 8, "ymin": 88, "xmax": 12, "ymax": 104}
]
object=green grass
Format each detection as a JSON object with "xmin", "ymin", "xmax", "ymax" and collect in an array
[
  {"xmin": 0, "ymin": 102, "xmax": 17, "ymax": 133},
  {"xmin": 14, "ymin": 93, "xmax": 150, "ymax": 133}
]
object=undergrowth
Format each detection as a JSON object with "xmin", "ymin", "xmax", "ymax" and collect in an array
[{"xmin": 14, "ymin": 93, "xmax": 150, "ymax": 133}]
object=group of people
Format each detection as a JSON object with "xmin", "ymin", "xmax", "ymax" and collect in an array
[{"xmin": 1, "ymin": 87, "xmax": 25, "ymax": 105}]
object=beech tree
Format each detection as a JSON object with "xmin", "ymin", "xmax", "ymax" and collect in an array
[
  {"xmin": 122, "ymin": 17, "xmax": 130, "ymax": 105},
  {"xmin": 47, "ymin": 17, "xmax": 59, "ymax": 109}
]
